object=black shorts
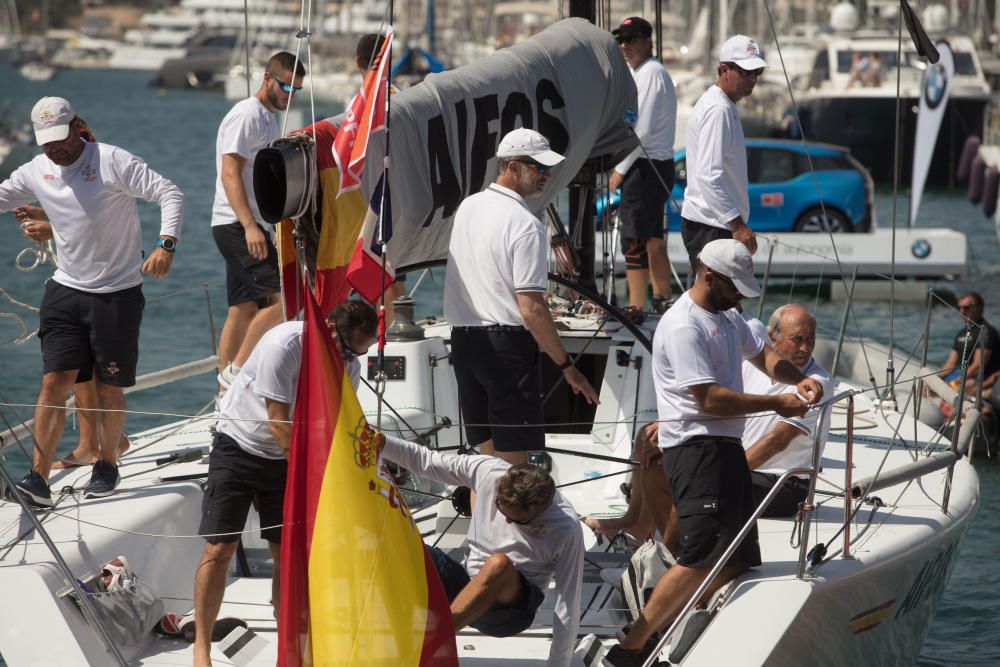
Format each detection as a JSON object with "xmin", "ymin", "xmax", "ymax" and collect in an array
[
  {"xmin": 662, "ymin": 437, "xmax": 761, "ymax": 569},
  {"xmin": 428, "ymin": 545, "xmax": 545, "ymax": 637},
  {"xmin": 451, "ymin": 327, "xmax": 544, "ymax": 453},
  {"xmin": 751, "ymin": 471, "xmax": 810, "ymax": 519},
  {"xmin": 619, "ymin": 158, "xmax": 674, "ymax": 244},
  {"xmin": 680, "ymin": 218, "xmax": 733, "ymax": 274},
  {"xmin": 212, "ymin": 222, "xmax": 281, "ymax": 307},
  {"xmin": 38, "ymin": 281, "xmax": 144, "ymax": 386},
  {"xmin": 199, "ymin": 432, "xmax": 288, "ymax": 544}
]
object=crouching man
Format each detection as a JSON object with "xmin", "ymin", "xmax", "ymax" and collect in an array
[{"xmin": 377, "ymin": 433, "xmax": 585, "ymax": 667}]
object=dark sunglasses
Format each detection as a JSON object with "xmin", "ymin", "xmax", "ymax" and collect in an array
[
  {"xmin": 727, "ymin": 62, "xmax": 764, "ymax": 77},
  {"xmin": 495, "ymin": 498, "xmax": 534, "ymax": 525},
  {"xmin": 272, "ymin": 75, "xmax": 303, "ymax": 94},
  {"xmin": 336, "ymin": 328, "xmax": 362, "ymax": 361},
  {"xmin": 711, "ymin": 271, "xmax": 739, "ymax": 292},
  {"xmin": 515, "ymin": 160, "xmax": 551, "ymax": 175},
  {"xmin": 616, "ymin": 35, "xmax": 642, "ymax": 44}
]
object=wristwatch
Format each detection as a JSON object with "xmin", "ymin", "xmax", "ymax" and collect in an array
[
  {"xmin": 156, "ymin": 238, "xmax": 176, "ymax": 253},
  {"xmin": 556, "ymin": 357, "xmax": 573, "ymax": 370}
]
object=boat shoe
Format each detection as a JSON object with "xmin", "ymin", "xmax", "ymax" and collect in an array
[{"xmin": 84, "ymin": 460, "xmax": 120, "ymax": 499}]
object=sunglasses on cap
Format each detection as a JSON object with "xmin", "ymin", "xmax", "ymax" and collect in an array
[
  {"xmin": 271, "ymin": 74, "xmax": 303, "ymax": 94},
  {"xmin": 514, "ymin": 160, "xmax": 551, "ymax": 174},
  {"xmin": 726, "ymin": 62, "xmax": 764, "ymax": 77}
]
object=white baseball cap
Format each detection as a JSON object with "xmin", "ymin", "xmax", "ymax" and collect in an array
[
  {"xmin": 31, "ymin": 96, "xmax": 76, "ymax": 145},
  {"xmin": 698, "ymin": 239, "xmax": 761, "ymax": 298},
  {"xmin": 719, "ymin": 35, "xmax": 768, "ymax": 70},
  {"xmin": 496, "ymin": 128, "xmax": 565, "ymax": 167}
]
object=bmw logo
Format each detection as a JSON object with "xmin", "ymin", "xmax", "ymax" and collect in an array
[
  {"xmin": 911, "ymin": 239, "xmax": 932, "ymax": 259},
  {"xmin": 924, "ymin": 64, "xmax": 947, "ymax": 109}
]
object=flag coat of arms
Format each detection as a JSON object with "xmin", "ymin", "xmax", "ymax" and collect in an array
[{"xmin": 278, "ymin": 288, "xmax": 457, "ymax": 666}]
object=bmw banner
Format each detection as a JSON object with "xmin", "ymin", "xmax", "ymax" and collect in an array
[{"xmin": 910, "ymin": 42, "xmax": 953, "ymax": 227}]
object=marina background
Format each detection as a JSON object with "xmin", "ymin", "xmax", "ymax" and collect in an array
[{"xmin": 0, "ymin": 64, "xmax": 998, "ymax": 665}]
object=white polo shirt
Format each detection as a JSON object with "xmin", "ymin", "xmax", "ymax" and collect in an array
[
  {"xmin": 0, "ymin": 141, "xmax": 184, "ymax": 293},
  {"xmin": 741, "ymin": 358, "xmax": 835, "ymax": 476},
  {"xmin": 614, "ymin": 57, "xmax": 676, "ymax": 175},
  {"xmin": 217, "ymin": 320, "xmax": 361, "ymax": 459},
  {"xmin": 211, "ymin": 96, "xmax": 279, "ymax": 227},
  {"xmin": 680, "ymin": 85, "xmax": 750, "ymax": 230},
  {"xmin": 443, "ymin": 184, "xmax": 548, "ymax": 327},
  {"xmin": 653, "ymin": 291, "xmax": 765, "ymax": 447}
]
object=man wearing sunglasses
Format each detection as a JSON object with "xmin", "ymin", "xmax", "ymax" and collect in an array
[
  {"xmin": 445, "ymin": 128, "xmax": 599, "ymax": 468},
  {"xmin": 376, "ymin": 431, "xmax": 584, "ymax": 667},
  {"xmin": 193, "ymin": 299, "xmax": 375, "ymax": 667},
  {"xmin": 605, "ymin": 239, "xmax": 823, "ymax": 666},
  {"xmin": 680, "ymin": 35, "xmax": 767, "ymax": 280},
  {"xmin": 212, "ymin": 51, "xmax": 305, "ymax": 394},
  {"xmin": 609, "ymin": 17, "xmax": 677, "ymax": 313}
]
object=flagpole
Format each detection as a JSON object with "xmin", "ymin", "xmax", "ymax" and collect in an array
[{"xmin": 375, "ymin": 12, "xmax": 394, "ymax": 433}]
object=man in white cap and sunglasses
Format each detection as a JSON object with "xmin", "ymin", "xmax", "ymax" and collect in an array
[
  {"xmin": 0, "ymin": 96, "xmax": 184, "ymax": 506},
  {"xmin": 444, "ymin": 128, "xmax": 599, "ymax": 468},
  {"xmin": 604, "ymin": 239, "xmax": 823, "ymax": 666},
  {"xmin": 680, "ymin": 35, "xmax": 768, "ymax": 278}
]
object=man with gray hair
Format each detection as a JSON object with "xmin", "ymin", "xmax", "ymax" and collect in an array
[{"xmin": 741, "ymin": 304, "xmax": 835, "ymax": 517}]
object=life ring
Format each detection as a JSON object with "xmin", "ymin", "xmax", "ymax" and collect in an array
[
  {"xmin": 956, "ymin": 135, "xmax": 981, "ymax": 182},
  {"xmin": 967, "ymin": 155, "xmax": 986, "ymax": 204},
  {"xmin": 983, "ymin": 167, "xmax": 1000, "ymax": 217}
]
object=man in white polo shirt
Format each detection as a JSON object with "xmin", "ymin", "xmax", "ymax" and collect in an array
[
  {"xmin": 0, "ymin": 96, "xmax": 184, "ymax": 505},
  {"xmin": 609, "ymin": 16, "xmax": 677, "ymax": 312},
  {"xmin": 742, "ymin": 304, "xmax": 834, "ymax": 517},
  {"xmin": 192, "ymin": 300, "xmax": 376, "ymax": 667},
  {"xmin": 444, "ymin": 128, "xmax": 598, "ymax": 466},
  {"xmin": 680, "ymin": 35, "xmax": 768, "ymax": 275},
  {"xmin": 606, "ymin": 239, "xmax": 823, "ymax": 666}
]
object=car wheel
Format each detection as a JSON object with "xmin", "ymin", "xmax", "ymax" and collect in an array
[{"xmin": 794, "ymin": 208, "xmax": 853, "ymax": 233}]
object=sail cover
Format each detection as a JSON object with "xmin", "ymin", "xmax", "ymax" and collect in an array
[{"xmin": 358, "ymin": 17, "xmax": 638, "ymax": 273}]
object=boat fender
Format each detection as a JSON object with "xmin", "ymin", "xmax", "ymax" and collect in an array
[
  {"xmin": 956, "ymin": 135, "xmax": 981, "ymax": 182},
  {"xmin": 967, "ymin": 155, "xmax": 986, "ymax": 204},
  {"xmin": 253, "ymin": 135, "xmax": 316, "ymax": 224},
  {"xmin": 982, "ymin": 168, "xmax": 1000, "ymax": 217}
]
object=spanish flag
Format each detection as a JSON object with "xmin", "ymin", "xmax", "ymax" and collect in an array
[
  {"xmin": 278, "ymin": 120, "xmax": 369, "ymax": 319},
  {"xmin": 278, "ymin": 287, "xmax": 457, "ymax": 666}
]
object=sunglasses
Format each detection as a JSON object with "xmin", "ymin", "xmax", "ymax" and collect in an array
[
  {"xmin": 711, "ymin": 271, "xmax": 739, "ymax": 292},
  {"xmin": 272, "ymin": 75, "xmax": 303, "ymax": 94},
  {"xmin": 727, "ymin": 63, "xmax": 764, "ymax": 77},
  {"xmin": 495, "ymin": 498, "xmax": 535, "ymax": 525},
  {"xmin": 515, "ymin": 160, "xmax": 551, "ymax": 175},
  {"xmin": 616, "ymin": 35, "xmax": 643, "ymax": 44},
  {"xmin": 336, "ymin": 327, "xmax": 363, "ymax": 361}
]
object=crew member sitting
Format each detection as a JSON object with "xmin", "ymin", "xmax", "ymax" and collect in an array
[{"xmin": 377, "ymin": 433, "xmax": 584, "ymax": 667}]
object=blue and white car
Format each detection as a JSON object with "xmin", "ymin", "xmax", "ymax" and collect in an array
[{"xmin": 667, "ymin": 138, "xmax": 876, "ymax": 233}]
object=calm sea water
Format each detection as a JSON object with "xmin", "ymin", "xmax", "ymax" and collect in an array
[{"xmin": 1, "ymin": 66, "xmax": 998, "ymax": 665}]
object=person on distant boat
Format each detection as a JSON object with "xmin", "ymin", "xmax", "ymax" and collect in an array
[
  {"xmin": 212, "ymin": 52, "xmax": 305, "ymax": 391},
  {"xmin": 741, "ymin": 304, "xmax": 834, "ymax": 517},
  {"xmin": 679, "ymin": 35, "xmax": 767, "ymax": 276},
  {"xmin": 0, "ymin": 96, "xmax": 183, "ymax": 506},
  {"xmin": 13, "ymin": 118, "xmax": 132, "ymax": 470},
  {"xmin": 377, "ymin": 432, "xmax": 584, "ymax": 667},
  {"xmin": 608, "ymin": 16, "xmax": 677, "ymax": 313},
  {"xmin": 935, "ymin": 291, "xmax": 1000, "ymax": 398},
  {"xmin": 444, "ymin": 127, "xmax": 599, "ymax": 467},
  {"xmin": 605, "ymin": 240, "xmax": 824, "ymax": 666},
  {"xmin": 191, "ymin": 300, "xmax": 376, "ymax": 667}
]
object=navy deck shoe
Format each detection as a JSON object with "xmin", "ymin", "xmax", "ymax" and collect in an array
[
  {"xmin": 13, "ymin": 471, "xmax": 53, "ymax": 507},
  {"xmin": 84, "ymin": 461, "xmax": 120, "ymax": 499}
]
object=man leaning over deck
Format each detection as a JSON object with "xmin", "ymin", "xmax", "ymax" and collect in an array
[
  {"xmin": 605, "ymin": 240, "xmax": 823, "ymax": 666},
  {"xmin": 192, "ymin": 301, "xmax": 376, "ymax": 667},
  {"xmin": 0, "ymin": 96, "xmax": 183, "ymax": 506},
  {"xmin": 377, "ymin": 432, "xmax": 584, "ymax": 667},
  {"xmin": 444, "ymin": 127, "xmax": 598, "ymax": 468}
]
